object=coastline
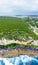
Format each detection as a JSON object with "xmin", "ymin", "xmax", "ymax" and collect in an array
[{"xmin": 0, "ymin": 47, "xmax": 38, "ymax": 58}]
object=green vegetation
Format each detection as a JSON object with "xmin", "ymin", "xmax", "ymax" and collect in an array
[
  {"xmin": 0, "ymin": 43, "xmax": 38, "ymax": 49},
  {"xmin": 30, "ymin": 45, "xmax": 38, "ymax": 48},
  {"xmin": 0, "ymin": 43, "xmax": 20, "ymax": 49},
  {"xmin": 0, "ymin": 16, "xmax": 38, "ymax": 49},
  {"xmin": 0, "ymin": 16, "xmax": 38, "ymax": 40},
  {"xmin": 25, "ymin": 45, "xmax": 38, "ymax": 49}
]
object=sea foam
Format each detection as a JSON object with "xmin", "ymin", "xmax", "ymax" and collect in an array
[{"xmin": 0, "ymin": 55, "xmax": 38, "ymax": 65}]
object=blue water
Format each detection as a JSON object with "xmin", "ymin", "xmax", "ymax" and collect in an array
[{"xmin": 0, "ymin": 55, "xmax": 38, "ymax": 65}]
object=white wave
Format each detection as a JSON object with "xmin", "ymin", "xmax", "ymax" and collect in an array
[
  {"xmin": 3, "ymin": 58, "xmax": 13, "ymax": 65},
  {"xmin": 0, "ymin": 55, "xmax": 38, "ymax": 65}
]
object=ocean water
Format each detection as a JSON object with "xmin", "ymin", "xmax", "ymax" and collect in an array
[{"xmin": 0, "ymin": 55, "xmax": 38, "ymax": 65}]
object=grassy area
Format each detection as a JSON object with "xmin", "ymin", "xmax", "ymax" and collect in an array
[{"xmin": 0, "ymin": 16, "xmax": 38, "ymax": 40}]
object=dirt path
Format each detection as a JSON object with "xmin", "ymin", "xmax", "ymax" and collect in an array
[
  {"xmin": 0, "ymin": 39, "xmax": 32, "ymax": 46},
  {"xmin": 0, "ymin": 39, "xmax": 38, "ymax": 46},
  {"xmin": 33, "ymin": 29, "xmax": 38, "ymax": 35}
]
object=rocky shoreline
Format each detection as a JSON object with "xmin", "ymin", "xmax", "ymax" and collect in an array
[{"xmin": 0, "ymin": 47, "xmax": 38, "ymax": 58}]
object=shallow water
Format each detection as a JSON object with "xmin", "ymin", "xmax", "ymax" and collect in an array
[{"xmin": 0, "ymin": 55, "xmax": 38, "ymax": 65}]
